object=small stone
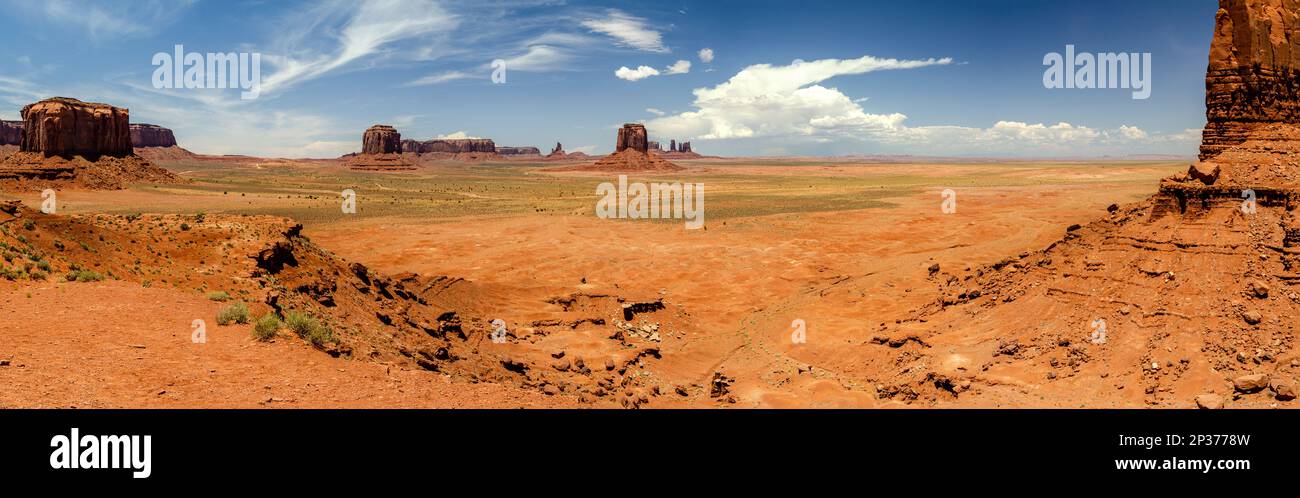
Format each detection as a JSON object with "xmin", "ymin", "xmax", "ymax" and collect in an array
[
  {"xmin": 1046, "ymin": 372, "xmax": 1057, "ymax": 380},
  {"xmin": 1195, "ymin": 394, "xmax": 1224, "ymax": 409},
  {"xmin": 542, "ymin": 384, "xmax": 560, "ymax": 396},
  {"xmin": 604, "ymin": 358, "xmax": 615, "ymax": 371},
  {"xmin": 1242, "ymin": 310, "xmax": 1263, "ymax": 325},
  {"xmin": 1271, "ymin": 380, "xmax": 1296, "ymax": 401},
  {"xmin": 1249, "ymin": 280, "xmax": 1270, "ymax": 299}
]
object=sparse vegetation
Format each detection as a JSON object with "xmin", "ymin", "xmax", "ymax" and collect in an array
[
  {"xmin": 206, "ymin": 290, "xmax": 231, "ymax": 302},
  {"xmin": 67, "ymin": 269, "xmax": 105, "ymax": 282},
  {"xmin": 216, "ymin": 302, "xmax": 251, "ymax": 325},
  {"xmin": 253, "ymin": 313, "xmax": 281, "ymax": 341},
  {"xmin": 285, "ymin": 310, "xmax": 334, "ymax": 346}
]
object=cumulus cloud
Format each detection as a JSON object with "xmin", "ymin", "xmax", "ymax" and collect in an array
[
  {"xmin": 646, "ymin": 108, "xmax": 666, "ymax": 116},
  {"xmin": 664, "ymin": 60, "xmax": 691, "ymax": 75},
  {"xmin": 698, "ymin": 48, "xmax": 714, "ymax": 63},
  {"xmin": 615, "ymin": 65, "xmax": 660, "ymax": 81},
  {"xmin": 647, "ymin": 54, "xmax": 1196, "ymax": 156},
  {"xmin": 581, "ymin": 9, "xmax": 667, "ymax": 53},
  {"xmin": 433, "ymin": 131, "xmax": 480, "ymax": 139},
  {"xmin": 648, "ymin": 55, "xmax": 952, "ymax": 139}
]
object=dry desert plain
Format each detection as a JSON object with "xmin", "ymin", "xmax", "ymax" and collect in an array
[{"xmin": 7, "ymin": 154, "xmax": 1277, "ymax": 409}]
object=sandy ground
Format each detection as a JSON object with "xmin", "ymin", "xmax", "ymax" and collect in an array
[{"xmin": 1, "ymin": 158, "xmax": 1203, "ymax": 408}]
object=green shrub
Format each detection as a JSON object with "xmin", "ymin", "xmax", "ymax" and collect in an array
[
  {"xmin": 216, "ymin": 302, "xmax": 251, "ymax": 326},
  {"xmin": 29, "ymin": 270, "xmax": 47, "ymax": 280},
  {"xmin": 253, "ymin": 314, "xmax": 281, "ymax": 341},
  {"xmin": 68, "ymin": 270, "xmax": 104, "ymax": 282},
  {"xmin": 205, "ymin": 291, "xmax": 231, "ymax": 302},
  {"xmin": 22, "ymin": 220, "xmax": 35, "ymax": 231},
  {"xmin": 285, "ymin": 311, "xmax": 334, "ymax": 346}
]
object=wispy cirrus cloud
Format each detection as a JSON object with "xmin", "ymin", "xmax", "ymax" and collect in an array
[
  {"xmin": 260, "ymin": 0, "xmax": 460, "ymax": 95},
  {"xmin": 581, "ymin": 9, "xmax": 668, "ymax": 53},
  {"xmin": 2, "ymin": 0, "xmax": 197, "ymax": 39}
]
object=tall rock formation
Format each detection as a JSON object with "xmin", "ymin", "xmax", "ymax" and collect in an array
[
  {"xmin": 615, "ymin": 123, "xmax": 648, "ymax": 153},
  {"xmin": 670, "ymin": 139, "xmax": 677, "ymax": 152},
  {"xmin": 20, "ymin": 97, "xmax": 132, "ymax": 159},
  {"xmin": 130, "ymin": 124, "xmax": 178, "ymax": 148},
  {"xmin": 362, "ymin": 125, "xmax": 402, "ymax": 155},
  {"xmin": 1201, "ymin": 0, "xmax": 1300, "ymax": 160},
  {"xmin": 0, "ymin": 120, "xmax": 22, "ymax": 146}
]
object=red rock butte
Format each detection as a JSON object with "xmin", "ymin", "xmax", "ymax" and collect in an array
[
  {"xmin": 21, "ymin": 97, "xmax": 132, "ymax": 160},
  {"xmin": 362, "ymin": 125, "xmax": 402, "ymax": 155}
]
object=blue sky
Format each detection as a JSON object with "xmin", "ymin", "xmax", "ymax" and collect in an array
[{"xmin": 0, "ymin": 0, "xmax": 1216, "ymax": 158}]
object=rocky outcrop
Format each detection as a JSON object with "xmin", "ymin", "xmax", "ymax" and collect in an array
[
  {"xmin": 498, "ymin": 146, "xmax": 541, "ymax": 156},
  {"xmin": 680, "ymin": 141, "xmax": 693, "ymax": 153},
  {"xmin": 545, "ymin": 142, "xmax": 568, "ymax": 158},
  {"xmin": 20, "ymin": 97, "xmax": 132, "ymax": 159},
  {"xmin": 648, "ymin": 141, "xmax": 661, "ymax": 151},
  {"xmin": 129, "ymin": 124, "xmax": 177, "ymax": 148},
  {"xmin": 0, "ymin": 120, "xmax": 22, "ymax": 146},
  {"xmin": 362, "ymin": 125, "xmax": 402, "ymax": 155},
  {"xmin": 1201, "ymin": 0, "xmax": 1300, "ymax": 160},
  {"xmin": 615, "ymin": 124, "xmax": 648, "ymax": 153},
  {"xmin": 548, "ymin": 124, "xmax": 680, "ymax": 172},
  {"xmin": 401, "ymin": 138, "xmax": 496, "ymax": 154}
]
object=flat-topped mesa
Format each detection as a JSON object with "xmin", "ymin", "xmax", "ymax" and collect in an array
[
  {"xmin": 615, "ymin": 123, "xmax": 648, "ymax": 153},
  {"xmin": 129, "ymin": 123, "xmax": 177, "ymax": 148},
  {"xmin": 1200, "ymin": 0, "xmax": 1300, "ymax": 161},
  {"xmin": 0, "ymin": 120, "xmax": 22, "ymax": 146},
  {"xmin": 498, "ymin": 146, "xmax": 541, "ymax": 156},
  {"xmin": 362, "ymin": 125, "xmax": 402, "ymax": 155},
  {"xmin": 21, "ymin": 97, "xmax": 132, "ymax": 159},
  {"xmin": 401, "ymin": 138, "xmax": 497, "ymax": 154}
]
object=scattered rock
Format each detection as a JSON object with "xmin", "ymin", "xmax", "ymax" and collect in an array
[{"xmin": 1233, "ymin": 374, "xmax": 1268, "ymax": 393}]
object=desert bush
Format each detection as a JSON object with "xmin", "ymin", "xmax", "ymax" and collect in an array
[
  {"xmin": 285, "ymin": 310, "xmax": 334, "ymax": 346},
  {"xmin": 252, "ymin": 314, "xmax": 281, "ymax": 341},
  {"xmin": 68, "ymin": 270, "xmax": 104, "ymax": 282},
  {"xmin": 205, "ymin": 291, "xmax": 231, "ymax": 302},
  {"xmin": 216, "ymin": 302, "xmax": 251, "ymax": 325}
]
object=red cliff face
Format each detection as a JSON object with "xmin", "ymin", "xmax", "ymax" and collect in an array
[
  {"xmin": 130, "ymin": 124, "xmax": 178, "ymax": 148},
  {"xmin": 20, "ymin": 97, "xmax": 133, "ymax": 159},
  {"xmin": 0, "ymin": 120, "xmax": 22, "ymax": 146},
  {"xmin": 1201, "ymin": 0, "xmax": 1300, "ymax": 160},
  {"xmin": 615, "ymin": 124, "xmax": 648, "ymax": 153},
  {"xmin": 362, "ymin": 125, "xmax": 402, "ymax": 155},
  {"xmin": 400, "ymin": 138, "xmax": 497, "ymax": 154}
]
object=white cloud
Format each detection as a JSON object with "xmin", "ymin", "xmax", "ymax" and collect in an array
[
  {"xmin": 3, "ymin": 0, "xmax": 196, "ymax": 39},
  {"xmin": 261, "ymin": 0, "xmax": 460, "ymax": 95},
  {"xmin": 664, "ymin": 60, "xmax": 691, "ymax": 75},
  {"xmin": 571, "ymin": 145, "xmax": 597, "ymax": 154},
  {"xmin": 698, "ymin": 48, "xmax": 714, "ymax": 63},
  {"xmin": 645, "ymin": 54, "xmax": 1196, "ymax": 156},
  {"xmin": 615, "ymin": 65, "xmax": 660, "ymax": 81},
  {"xmin": 648, "ymin": 55, "xmax": 952, "ymax": 139},
  {"xmin": 646, "ymin": 108, "xmax": 666, "ymax": 116},
  {"xmin": 581, "ymin": 9, "xmax": 667, "ymax": 53},
  {"xmin": 433, "ymin": 131, "xmax": 480, "ymax": 139},
  {"xmin": 405, "ymin": 70, "xmax": 473, "ymax": 86}
]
